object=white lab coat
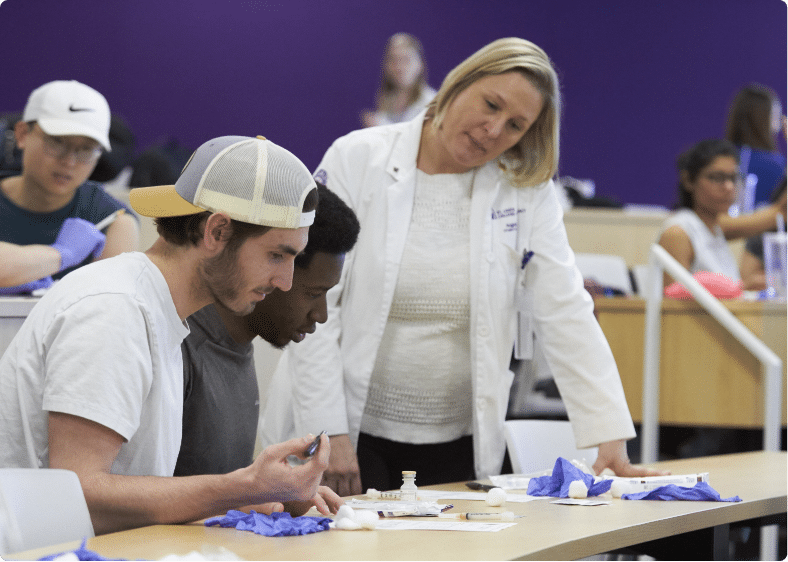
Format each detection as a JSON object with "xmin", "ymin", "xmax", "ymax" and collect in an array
[{"xmin": 261, "ymin": 112, "xmax": 636, "ymax": 478}]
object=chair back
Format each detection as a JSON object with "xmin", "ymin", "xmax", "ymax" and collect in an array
[
  {"xmin": 574, "ymin": 253, "xmax": 633, "ymax": 295},
  {"xmin": 504, "ymin": 419, "xmax": 598, "ymax": 474},
  {"xmin": 0, "ymin": 468, "xmax": 94, "ymax": 555}
]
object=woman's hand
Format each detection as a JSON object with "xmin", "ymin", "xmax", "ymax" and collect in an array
[{"xmin": 592, "ymin": 439, "xmax": 671, "ymax": 477}]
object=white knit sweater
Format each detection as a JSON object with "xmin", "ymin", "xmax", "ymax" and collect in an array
[{"xmin": 360, "ymin": 169, "xmax": 474, "ymax": 444}]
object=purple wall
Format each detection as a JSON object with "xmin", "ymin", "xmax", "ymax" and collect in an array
[{"xmin": 1, "ymin": 0, "xmax": 785, "ymax": 207}]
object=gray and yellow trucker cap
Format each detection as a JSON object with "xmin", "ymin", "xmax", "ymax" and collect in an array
[{"xmin": 129, "ymin": 135, "xmax": 316, "ymax": 229}]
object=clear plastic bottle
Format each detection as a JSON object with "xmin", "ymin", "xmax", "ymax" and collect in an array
[{"xmin": 400, "ymin": 470, "xmax": 417, "ymax": 501}]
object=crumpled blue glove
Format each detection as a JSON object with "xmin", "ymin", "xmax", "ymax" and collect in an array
[
  {"xmin": 622, "ymin": 481, "xmax": 741, "ymax": 502},
  {"xmin": 205, "ymin": 509, "xmax": 332, "ymax": 537},
  {"xmin": 38, "ymin": 537, "xmax": 119, "ymax": 560},
  {"xmin": 527, "ymin": 457, "xmax": 613, "ymax": 497},
  {"xmin": 51, "ymin": 218, "xmax": 106, "ymax": 272},
  {"xmin": 0, "ymin": 276, "xmax": 53, "ymax": 295}
]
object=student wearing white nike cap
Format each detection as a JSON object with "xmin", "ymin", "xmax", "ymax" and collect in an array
[
  {"xmin": 0, "ymin": 135, "xmax": 341, "ymax": 535},
  {"xmin": 0, "ymin": 80, "xmax": 139, "ymax": 293}
]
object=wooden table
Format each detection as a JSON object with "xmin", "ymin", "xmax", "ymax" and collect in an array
[
  {"xmin": 595, "ymin": 297, "xmax": 787, "ymax": 427},
  {"xmin": 7, "ymin": 452, "xmax": 786, "ymax": 561}
]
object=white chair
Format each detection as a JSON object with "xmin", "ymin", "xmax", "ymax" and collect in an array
[
  {"xmin": 574, "ymin": 253, "xmax": 633, "ymax": 295},
  {"xmin": 504, "ymin": 419, "xmax": 598, "ymax": 475},
  {"xmin": 0, "ymin": 468, "xmax": 94, "ymax": 555}
]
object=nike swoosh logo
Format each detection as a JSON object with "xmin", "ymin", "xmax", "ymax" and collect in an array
[{"xmin": 69, "ymin": 105, "xmax": 94, "ymax": 112}]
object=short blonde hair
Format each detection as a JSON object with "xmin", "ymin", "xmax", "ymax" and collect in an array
[{"xmin": 428, "ymin": 37, "xmax": 561, "ymax": 187}]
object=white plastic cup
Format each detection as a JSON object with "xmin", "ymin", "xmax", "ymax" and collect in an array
[{"xmin": 762, "ymin": 231, "xmax": 787, "ymax": 300}]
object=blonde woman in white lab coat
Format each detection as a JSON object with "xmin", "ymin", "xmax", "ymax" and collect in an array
[{"xmin": 261, "ymin": 37, "xmax": 665, "ymax": 496}]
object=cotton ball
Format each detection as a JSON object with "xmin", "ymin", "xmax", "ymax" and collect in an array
[
  {"xmin": 334, "ymin": 517, "xmax": 362, "ymax": 530},
  {"xmin": 610, "ymin": 480, "xmax": 629, "ymax": 498},
  {"xmin": 366, "ymin": 488, "xmax": 381, "ymax": 499},
  {"xmin": 485, "ymin": 487, "xmax": 507, "ymax": 507},
  {"xmin": 331, "ymin": 504, "xmax": 364, "ymax": 530},
  {"xmin": 336, "ymin": 504, "xmax": 356, "ymax": 521},
  {"xmin": 353, "ymin": 509, "xmax": 379, "ymax": 530},
  {"xmin": 568, "ymin": 480, "xmax": 588, "ymax": 499}
]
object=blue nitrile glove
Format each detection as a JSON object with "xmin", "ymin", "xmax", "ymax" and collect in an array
[
  {"xmin": 38, "ymin": 537, "xmax": 120, "ymax": 560},
  {"xmin": 51, "ymin": 218, "xmax": 106, "ymax": 272},
  {"xmin": 527, "ymin": 457, "xmax": 613, "ymax": 498},
  {"xmin": 622, "ymin": 481, "xmax": 741, "ymax": 502},
  {"xmin": 0, "ymin": 276, "xmax": 53, "ymax": 295},
  {"xmin": 205, "ymin": 509, "xmax": 332, "ymax": 537}
]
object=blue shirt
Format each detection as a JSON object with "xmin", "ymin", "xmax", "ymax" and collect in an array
[{"xmin": 742, "ymin": 147, "xmax": 786, "ymax": 205}]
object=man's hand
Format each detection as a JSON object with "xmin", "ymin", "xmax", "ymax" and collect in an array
[
  {"xmin": 592, "ymin": 439, "xmax": 671, "ymax": 477},
  {"xmin": 48, "ymin": 414, "xmax": 335, "ymax": 535},
  {"xmin": 247, "ymin": 433, "xmax": 331, "ymax": 505},
  {"xmin": 322, "ymin": 434, "xmax": 362, "ymax": 497},
  {"xmin": 283, "ymin": 485, "xmax": 344, "ymax": 517},
  {"xmin": 231, "ymin": 485, "xmax": 343, "ymax": 518},
  {"xmin": 240, "ymin": 502, "xmax": 285, "ymax": 515}
]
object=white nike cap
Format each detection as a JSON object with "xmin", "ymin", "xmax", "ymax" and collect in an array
[{"xmin": 22, "ymin": 80, "xmax": 111, "ymax": 151}]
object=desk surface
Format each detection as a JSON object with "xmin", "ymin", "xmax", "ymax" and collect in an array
[
  {"xmin": 0, "ymin": 296, "xmax": 39, "ymax": 317},
  {"xmin": 7, "ymin": 451, "xmax": 786, "ymax": 561}
]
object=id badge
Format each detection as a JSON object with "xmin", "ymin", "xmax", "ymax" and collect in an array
[{"xmin": 514, "ymin": 277, "xmax": 534, "ymax": 360}]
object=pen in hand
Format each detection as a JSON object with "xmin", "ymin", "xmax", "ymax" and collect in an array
[{"xmin": 303, "ymin": 430, "xmax": 327, "ymax": 458}]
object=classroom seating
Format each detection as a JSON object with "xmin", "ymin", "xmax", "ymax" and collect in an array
[{"xmin": 0, "ymin": 468, "xmax": 94, "ymax": 555}]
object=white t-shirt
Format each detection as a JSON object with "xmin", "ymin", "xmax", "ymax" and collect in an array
[
  {"xmin": 0, "ymin": 252, "xmax": 189, "ymax": 476},
  {"xmin": 660, "ymin": 209, "xmax": 741, "ymax": 281}
]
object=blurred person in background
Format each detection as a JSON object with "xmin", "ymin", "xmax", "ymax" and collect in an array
[
  {"xmin": 725, "ymin": 83, "xmax": 786, "ymax": 207},
  {"xmin": 361, "ymin": 33, "xmax": 436, "ymax": 128}
]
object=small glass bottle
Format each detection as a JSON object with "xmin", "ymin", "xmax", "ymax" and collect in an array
[{"xmin": 400, "ymin": 470, "xmax": 417, "ymax": 501}]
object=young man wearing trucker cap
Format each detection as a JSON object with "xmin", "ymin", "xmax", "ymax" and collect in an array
[
  {"xmin": 0, "ymin": 135, "xmax": 341, "ymax": 535},
  {"xmin": 0, "ymin": 80, "xmax": 139, "ymax": 293}
]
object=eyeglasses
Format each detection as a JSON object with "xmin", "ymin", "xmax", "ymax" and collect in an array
[
  {"xmin": 703, "ymin": 172, "xmax": 743, "ymax": 188},
  {"xmin": 36, "ymin": 128, "xmax": 103, "ymax": 164}
]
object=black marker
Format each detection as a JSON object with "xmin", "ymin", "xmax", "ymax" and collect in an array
[
  {"xmin": 465, "ymin": 481, "xmax": 497, "ymax": 492},
  {"xmin": 304, "ymin": 430, "xmax": 327, "ymax": 458}
]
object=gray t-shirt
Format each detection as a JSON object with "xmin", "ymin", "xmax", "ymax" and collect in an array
[{"xmin": 175, "ymin": 305, "xmax": 258, "ymax": 476}]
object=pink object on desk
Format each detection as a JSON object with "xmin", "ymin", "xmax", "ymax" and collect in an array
[{"xmin": 664, "ymin": 271, "xmax": 742, "ymax": 300}]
